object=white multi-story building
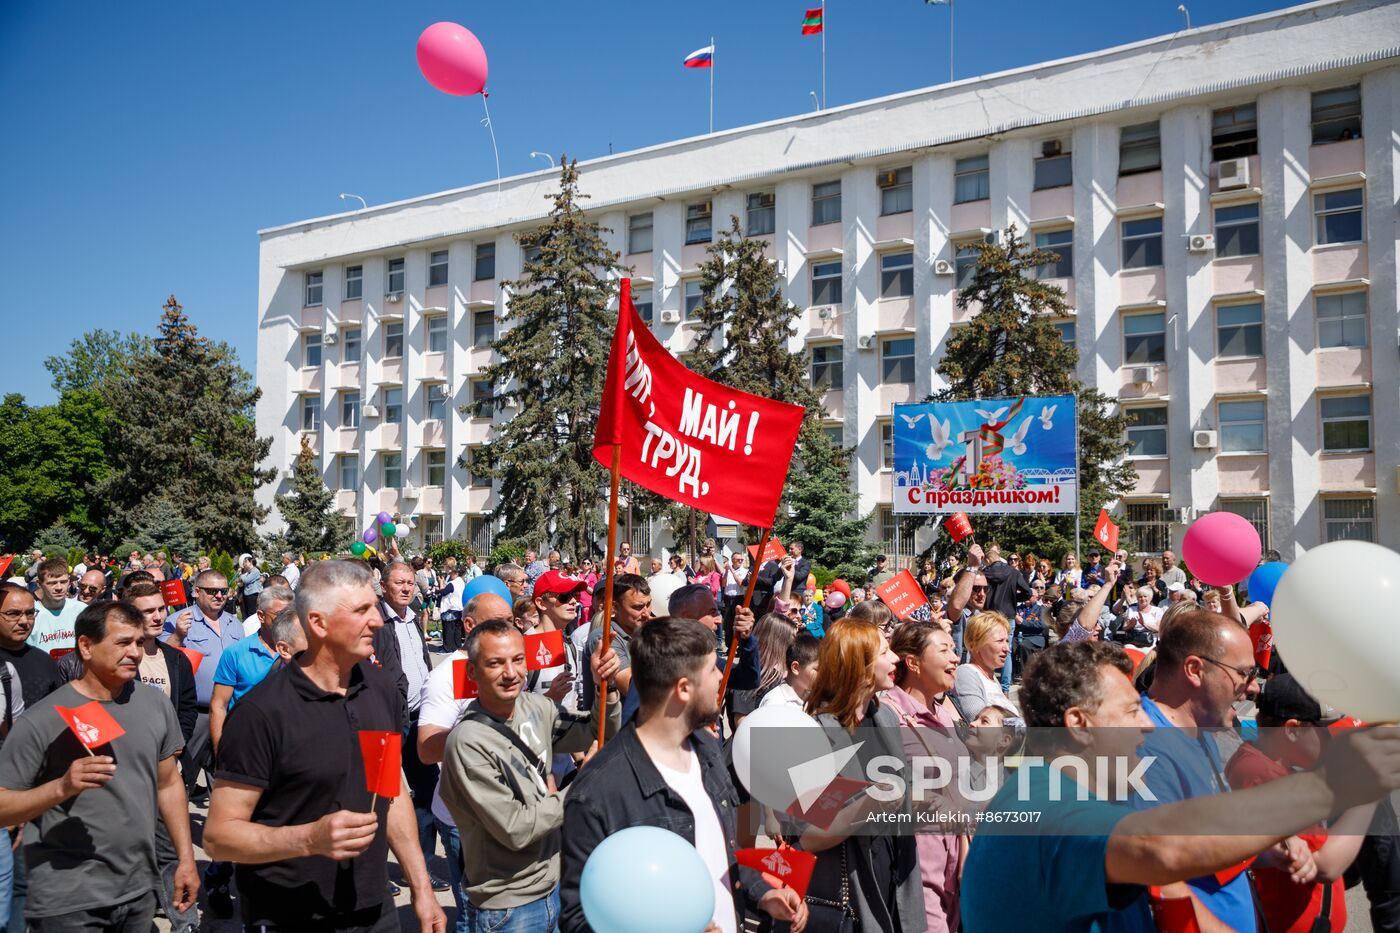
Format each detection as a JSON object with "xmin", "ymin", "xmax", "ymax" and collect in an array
[{"xmin": 256, "ymin": 0, "xmax": 1400, "ymax": 559}]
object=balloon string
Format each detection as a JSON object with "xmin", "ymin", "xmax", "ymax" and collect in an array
[{"xmin": 480, "ymin": 93, "xmax": 501, "ymax": 194}]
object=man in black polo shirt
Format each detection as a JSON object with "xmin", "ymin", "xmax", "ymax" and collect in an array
[{"xmin": 205, "ymin": 560, "xmax": 446, "ymax": 933}]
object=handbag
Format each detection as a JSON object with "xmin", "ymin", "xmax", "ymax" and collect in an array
[{"xmin": 803, "ymin": 841, "xmax": 857, "ymax": 933}]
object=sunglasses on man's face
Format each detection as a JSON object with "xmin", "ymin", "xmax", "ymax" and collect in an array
[{"xmin": 198, "ymin": 587, "xmax": 229, "ymax": 596}]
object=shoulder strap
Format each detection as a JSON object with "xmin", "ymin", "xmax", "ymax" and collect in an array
[
  {"xmin": 461, "ymin": 707, "xmax": 549, "ymax": 786},
  {"xmin": 0, "ymin": 663, "xmax": 12, "ymax": 733}
]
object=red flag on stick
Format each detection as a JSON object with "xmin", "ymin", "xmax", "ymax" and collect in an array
[
  {"xmin": 179, "ymin": 648, "xmax": 205, "ymax": 676},
  {"xmin": 160, "ymin": 579, "xmax": 188, "ymax": 608},
  {"xmin": 55, "ymin": 702, "xmax": 125, "ymax": 752},
  {"xmin": 358, "ymin": 730, "xmax": 402, "ymax": 799},
  {"xmin": 593, "ymin": 279, "xmax": 806, "ymax": 529},
  {"xmin": 747, "ymin": 537, "xmax": 786, "ymax": 565},
  {"xmin": 737, "ymin": 847, "xmax": 817, "ymax": 899},
  {"xmin": 945, "ymin": 512, "xmax": 973, "ymax": 543},
  {"xmin": 525, "ymin": 630, "xmax": 566, "ymax": 671},
  {"xmin": 452, "ymin": 659, "xmax": 478, "ymax": 699},
  {"xmin": 0, "ymin": 555, "xmax": 14, "ymax": 579},
  {"xmin": 1094, "ymin": 509, "xmax": 1120, "ymax": 553},
  {"xmin": 1148, "ymin": 887, "xmax": 1203, "ymax": 932},
  {"xmin": 875, "ymin": 570, "xmax": 930, "ymax": 619}
]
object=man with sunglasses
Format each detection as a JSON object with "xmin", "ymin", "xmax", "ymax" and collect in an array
[
  {"xmin": 75, "ymin": 569, "xmax": 108, "ymax": 605},
  {"xmin": 945, "ymin": 543, "xmax": 990, "ymax": 658}
]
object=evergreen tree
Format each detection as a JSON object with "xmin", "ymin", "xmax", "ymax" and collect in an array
[
  {"xmin": 921, "ymin": 226, "xmax": 1136, "ymax": 561},
  {"xmin": 95, "ymin": 296, "xmax": 274, "ymax": 551},
  {"xmin": 32, "ymin": 522, "xmax": 83, "ymax": 556},
  {"xmin": 476, "ymin": 159, "xmax": 625, "ymax": 560},
  {"xmin": 131, "ymin": 495, "xmax": 199, "ymax": 558},
  {"xmin": 776, "ymin": 429, "xmax": 875, "ymax": 581},
  {"xmin": 275, "ymin": 438, "xmax": 353, "ymax": 554}
]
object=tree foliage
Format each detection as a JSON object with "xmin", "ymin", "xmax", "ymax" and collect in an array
[
  {"xmin": 32, "ymin": 522, "xmax": 84, "ymax": 556},
  {"xmin": 0, "ymin": 390, "xmax": 113, "ymax": 548},
  {"xmin": 776, "ymin": 427, "xmax": 876, "ymax": 582},
  {"xmin": 275, "ymin": 438, "xmax": 353, "ymax": 554},
  {"xmin": 131, "ymin": 495, "xmax": 199, "ymax": 558},
  {"xmin": 44, "ymin": 330, "xmax": 150, "ymax": 399}
]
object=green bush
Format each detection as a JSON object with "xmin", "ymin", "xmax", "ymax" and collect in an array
[
  {"xmin": 489, "ymin": 540, "xmax": 526, "ymax": 571},
  {"xmin": 810, "ymin": 564, "xmax": 837, "ymax": 589},
  {"xmin": 428, "ymin": 539, "xmax": 475, "ymax": 566}
]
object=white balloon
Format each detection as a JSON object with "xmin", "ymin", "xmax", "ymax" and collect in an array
[
  {"xmin": 731, "ymin": 703, "xmax": 836, "ymax": 812},
  {"xmin": 1270, "ymin": 540, "xmax": 1400, "ymax": 722},
  {"xmin": 395, "ymin": 522, "xmax": 411, "ymax": 539}
]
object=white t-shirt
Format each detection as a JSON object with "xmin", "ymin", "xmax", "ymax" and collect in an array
[
  {"xmin": 281, "ymin": 563, "xmax": 300, "ymax": 590},
  {"xmin": 27, "ymin": 600, "xmax": 83, "ymax": 653},
  {"xmin": 419, "ymin": 650, "xmax": 471, "ymax": 826},
  {"xmin": 758, "ymin": 682, "xmax": 803, "ymax": 710},
  {"xmin": 654, "ymin": 747, "xmax": 736, "ymax": 933},
  {"xmin": 438, "ymin": 578, "xmax": 463, "ymax": 614},
  {"xmin": 0, "ymin": 660, "xmax": 25, "ymax": 723}
]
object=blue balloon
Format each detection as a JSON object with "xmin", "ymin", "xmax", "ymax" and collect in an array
[
  {"xmin": 461, "ymin": 574, "xmax": 512, "ymax": 605},
  {"xmin": 580, "ymin": 826, "xmax": 714, "ymax": 933},
  {"xmin": 1245, "ymin": 561, "xmax": 1288, "ymax": 608}
]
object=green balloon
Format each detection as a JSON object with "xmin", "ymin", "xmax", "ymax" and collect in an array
[
  {"xmin": 350, "ymin": 542, "xmax": 367, "ymax": 556},
  {"xmin": 380, "ymin": 521, "xmax": 397, "ymax": 537}
]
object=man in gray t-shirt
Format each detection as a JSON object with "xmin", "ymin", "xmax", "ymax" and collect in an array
[{"xmin": 0, "ymin": 599, "xmax": 196, "ymax": 929}]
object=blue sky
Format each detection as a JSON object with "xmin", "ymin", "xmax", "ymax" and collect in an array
[{"xmin": 1, "ymin": 0, "xmax": 1296, "ymax": 404}]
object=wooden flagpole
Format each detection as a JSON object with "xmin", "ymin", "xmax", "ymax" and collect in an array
[
  {"xmin": 596, "ymin": 444, "xmax": 623, "ymax": 747},
  {"xmin": 717, "ymin": 526, "xmax": 770, "ymax": 704}
]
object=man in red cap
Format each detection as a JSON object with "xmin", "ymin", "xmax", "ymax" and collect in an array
[{"xmin": 531, "ymin": 570, "xmax": 585, "ymax": 708}]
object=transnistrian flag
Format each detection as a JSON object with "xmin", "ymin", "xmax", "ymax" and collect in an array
[
  {"xmin": 682, "ymin": 45, "xmax": 714, "ymax": 68},
  {"xmin": 801, "ymin": 8, "xmax": 823, "ymax": 34}
]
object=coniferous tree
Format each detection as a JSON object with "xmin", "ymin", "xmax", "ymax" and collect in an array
[
  {"xmin": 32, "ymin": 522, "xmax": 84, "ymax": 556},
  {"xmin": 275, "ymin": 438, "xmax": 353, "ymax": 554},
  {"xmin": 920, "ymin": 225, "xmax": 1136, "ymax": 562},
  {"xmin": 476, "ymin": 159, "xmax": 625, "ymax": 561},
  {"xmin": 131, "ymin": 495, "xmax": 199, "ymax": 558}
]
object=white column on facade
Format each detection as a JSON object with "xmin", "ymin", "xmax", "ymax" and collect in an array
[
  {"xmin": 775, "ymin": 179, "xmax": 810, "ymax": 362},
  {"xmin": 1071, "ymin": 122, "xmax": 1121, "ymax": 393},
  {"xmin": 598, "ymin": 211, "xmax": 626, "ymax": 266},
  {"xmin": 915, "ymin": 153, "xmax": 954, "ymax": 398},
  {"xmin": 1363, "ymin": 66, "xmax": 1400, "ymax": 550},
  {"xmin": 256, "ymin": 268, "xmax": 299, "ymax": 526},
  {"xmin": 361, "ymin": 259, "xmax": 389, "ymax": 521},
  {"xmin": 713, "ymin": 190, "xmax": 743, "ymax": 243},
  {"xmin": 1259, "ymin": 88, "xmax": 1318, "ymax": 557},
  {"xmin": 402, "ymin": 249, "xmax": 428, "ymax": 508},
  {"xmin": 991, "ymin": 139, "xmax": 1032, "ymax": 234},
  {"xmin": 653, "ymin": 201, "xmax": 684, "ymax": 353},
  {"xmin": 843, "ymin": 166, "xmax": 879, "ymax": 515},
  {"xmin": 446, "ymin": 240, "xmax": 473, "ymax": 538}
]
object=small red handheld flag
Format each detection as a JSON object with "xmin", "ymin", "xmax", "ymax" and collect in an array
[
  {"xmin": 746, "ymin": 537, "xmax": 786, "ymax": 566},
  {"xmin": 737, "ymin": 847, "xmax": 817, "ymax": 898},
  {"xmin": 0, "ymin": 555, "xmax": 14, "ymax": 579},
  {"xmin": 1148, "ymin": 887, "xmax": 1203, "ymax": 933},
  {"xmin": 525, "ymin": 630, "xmax": 566, "ymax": 671},
  {"xmin": 179, "ymin": 648, "xmax": 205, "ymax": 676},
  {"xmin": 160, "ymin": 579, "xmax": 188, "ymax": 608},
  {"xmin": 55, "ymin": 701, "xmax": 126, "ymax": 751},
  {"xmin": 945, "ymin": 512, "xmax": 973, "ymax": 543},
  {"xmin": 358, "ymin": 730, "xmax": 402, "ymax": 798},
  {"xmin": 452, "ymin": 659, "xmax": 478, "ymax": 699},
  {"xmin": 875, "ymin": 570, "xmax": 930, "ymax": 620},
  {"xmin": 1094, "ymin": 509, "xmax": 1120, "ymax": 553},
  {"xmin": 1247, "ymin": 621, "xmax": 1272, "ymax": 670},
  {"xmin": 782, "ymin": 774, "xmax": 873, "ymax": 831}
]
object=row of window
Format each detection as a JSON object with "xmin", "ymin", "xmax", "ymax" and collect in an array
[
  {"xmin": 328, "ymin": 448, "xmax": 492, "ymax": 493},
  {"xmin": 1125, "ymin": 495, "xmax": 1376, "ymax": 553},
  {"xmin": 300, "ymin": 310, "xmax": 499, "ymax": 367},
  {"xmin": 299, "ymin": 377, "xmax": 498, "ymax": 432},
  {"xmin": 1124, "ymin": 394, "xmax": 1373, "ymax": 457}
]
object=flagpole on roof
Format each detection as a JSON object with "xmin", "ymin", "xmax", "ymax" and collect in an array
[
  {"xmin": 709, "ymin": 36, "xmax": 715, "ymax": 133},
  {"xmin": 949, "ymin": 0, "xmax": 955, "ymax": 83},
  {"xmin": 821, "ymin": 0, "xmax": 826, "ymax": 108}
]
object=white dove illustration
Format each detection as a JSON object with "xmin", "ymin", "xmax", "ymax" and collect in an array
[
  {"xmin": 925, "ymin": 417, "xmax": 953, "ymax": 460},
  {"xmin": 974, "ymin": 406, "xmax": 1008, "ymax": 423},
  {"xmin": 1039, "ymin": 404, "xmax": 1057, "ymax": 430},
  {"xmin": 899, "ymin": 413, "xmax": 927, "ymax": 429},
  {"xmin": 1007, "ymin": 417, "xmax": 1035, "ymax": 456}
]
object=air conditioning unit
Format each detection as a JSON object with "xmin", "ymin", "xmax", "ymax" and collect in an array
[
  {"xmin": 1041, "ymin": 139, "xmax": 1063, "ymax": 158},
  {"xmin": 757, "ymin": 192, "xmax": 776, "ymax": 208},
  {"xmin": 856, "ymin": 335, "xmax": 876, "ymax": 350},
  {"xmin": 321, "ymin": 331, "xmax": 338, "ymax": 346},
  {"xmin": 402, "ymin": 484, "xmax": 420, "ymax": 499},
  {"xmin": 695, "ymin": 200, "xmax": 713, "ymax": 214},
  {"xmin": 1187, "ymin": 234, "xmax": 1216, "ymax": 253},
  {"xmin": 1193, "ymin": 430, "xmax": 1218, "ymax": 450},
  {"xmin": 771, "ymin": 259, "xmax": 787, "ymax": 277},
  {"xmin": 1131, "ymin": 366, "xmax": 1155, "ymax": 387},
  {"xmin": 933, "ymin": 259, "xmax": 955, "ymax": 276},
  {"xmin": 385, "ymin": 291, "xmax": 404, "ymax": 303},
  {"xmin": 660, "ymin": 309, "xmax": 681, "ymax": 324},
  {"xmin": 1165, "ymin": 506, "xmax": 1192, "ymax": 523},
  {"xmin": 1218, "ymin": 158, "xmax": 1250, "ymax": 190},
  {"xmin": 876, "ymin": 170, "xmax": 900, "ymax": 188},
  {"xmin": 362, "ymin": 403, "xmax": 381, "ymax": 419},
  {"xmin": 281, "ymin": 469, "xmax": 295, "ymax": 480}
]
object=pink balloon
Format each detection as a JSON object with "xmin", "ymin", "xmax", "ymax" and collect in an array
[
  {"xmin": 1181, "ymin": 511, "xmax": 1262, "ymax": 586},
  {"xmin": 416, "ymin": 22, "xmax": 488, "ymax": 96}
]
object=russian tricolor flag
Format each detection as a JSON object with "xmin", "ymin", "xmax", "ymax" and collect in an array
[{"xmin": 683, "ymin": 45, "xmax": 714, "ymax": 68}]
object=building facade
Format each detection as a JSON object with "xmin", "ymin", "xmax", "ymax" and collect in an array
[{"xmin": 255, "ymin": 0, "xmax": 1400, "ymax": 558}]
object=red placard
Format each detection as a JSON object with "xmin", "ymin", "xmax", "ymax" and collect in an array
[
  {"xmin": 875, "ymin": 570, "xmax": 930, "ymax": 620},
  {"xmin": 1094, "ymin": 509, "xmax": 1120, "ymax": 553},
  {"xmin": 452, "ymin": 658, "xmax": 478, "ymax": 699},
  {"xmin": 782, "ymin": 774, "xmax": 872, "ymax": 831},
  {"xmin": 179, "ymin": 648, "xmax": 205, "ymax": 676},
  {"xmin": 1248, "ymin": 621, "xmax": 1272, "ymax": 670},
  {"xmin": 358, "ymin": 730, "xmax": 402, "ymax": 798},
  {"xmin": 747, "ymin": 537, "xmax": 787, "ymax": 565},
  {"xmin": 55, "ymin": 701, "xmax": 126, "ymax": 750},
  {"xmin": 48, "ymin": 647, "xmax": 75, "ymax": 661},
  {"xmin": 1147, "ymin": 887, "xmax": 1202, "ymax": 933},
  {"xmin": 160, "ymin": 579, "xmax": 188, "ymax": 609},
  {"xmin": 0, "ymin": 555, "xmax": 14, "ymax": 579},
  {"xmin": 944, "ymin": 512, "xmax": 973, "ymax": 543},
  {"xmin": 737, "ymin": 847, "xmax": 817, "ymax": 899},
  {"xmin": 525, "ymin": 630, "xmax": 566, "ymax": 671}
]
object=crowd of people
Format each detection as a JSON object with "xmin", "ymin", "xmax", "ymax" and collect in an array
[{"xmin": 0, "ymin": 536, "xmax": 1394, "ymax": 933}]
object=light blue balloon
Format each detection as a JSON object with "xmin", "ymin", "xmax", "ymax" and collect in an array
[
  {"xmin": 1245, "ymin": 561, "xmax": 1288, "ymax": 608},
  {"xmin": 461, "ymin": 574, "xmax": 512, "ymax": 604},
  {"xmin": 580, "ymin": 826, "xmax": 714, "ymax": 933}
]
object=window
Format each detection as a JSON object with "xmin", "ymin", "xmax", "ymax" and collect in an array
[
  {"xmin": 954, "ymin": 241, "xmax": 981, "ymax": 289},
  {"xmin": 1221, "ymin": 498, "xmax": 1270, "ymax": 551},
  {"xmin": 1215, "ymin": 202, "xmax": 1260, "ymax": 258},
  {"xmin": 469, "ymin": 379, "xmax": 493, "ymax": 419},
  {"xmin": 878, "ymin": 167, "xmax": 913, "ymax": 216},
  {"xmin": 1121, "ymin": 217, "xmax": 1163, "ymax": 269},
  {"xmin": 468, "ymin": 447, "xmax": 491, "ymax": 487},
  {"xmin": 523, "ymin": 244, "xmax": 543, "ymax": 265},
  {"xmin": 1033, "ymin": 147, "xmax": 1072, "ymax": 190},
  {"xmin": 1033, "ymin": 228, "xmax": 1073, "ymax": 279},
  {"xmin": 427, "ymin": 250, "xmax": 449, "ymax": 287},
  {"xmin": 1216, "ymin": 303, "xmax": 1263, "ymax": 358},
  {"xmin": 383, "ymin": 321, "xmax": 404, "ymax": 358},
  {"xmin": 628, "ymin": 213, "xmax": 653, "ymax": 254},
  {"xmin": 342, "ymin": 391, "xmax": 361, "ymax": 428},
  {"xmin": 304, "ymin": 271, "xmax": 323, "ymax": 307},
  {"xmin": 472, "ymin": 308, "xmax": 495, "ymax": 347},
  {"xmin": 880, "ymin": 421, "xmax": 894, "ymax": 468},
  {"xmin": 634, "ymin": 287, "xmax": 654, "ymax": 324},
  {"xmin": 425, "ymin": 383, "xmax": 447, "ymax": 421},
  {"xmin": 1125, "ymin": 406, "xmax": 1167, "ymax": 457},
  {"xmin": 811, "ymin": 344, "xmax": 844, "ymax": 391},
  {"xmin": 302, "ymin": 333, "xmax": 322, "ymax": 368},
  {"xmin": 383, "ymin": 452, "xmax": 402, "ymax": 489},
  {"xmin": 300, "ymin": 394, "xmax": 320, "ymax": 432},
  {"xmin": 1317, "ymin": 291, "xmax": 1368, "ymax": 348},
  {"xmin": 387, "ymin": 258, "xmax": 405, "ymax": 295},
  {"xmin": 1126, "ymin": 502, "xmax": 1170, "ymax": 554},
  {"xmin": 1314, "ymin": 188, "xmax": 1364, "ymax": 245},
  {"xmin": 426, "ymin": 450, "xmax": 446, "ymax": 487},
  {"xmin": 811, "ymin": 261, "xmax": 842, "ymax": 306},
  {"xmin": 822, "ymin": 425, "xmax": 843, "ymax": 448},
  {"xmin": 954, "ymin": 155, "xmax": 989, "ymax": 204},
  {"xmin": 881, "ymin": 337, "xmax": 915, "ymax": 385},
  {"xmin": 1321, "ymin": 395, "xmax": 1370, "ymax": 452},
  {"xmin": 880, "ymin": 252, "xmax": 914, "ymax": 299},
  {"xmin": 1054, "ymin": 321, "xmax": 1076, "ymax": 349},
  {"xmin": 811, "ymin": 181, "xmax": 841, "ymax": 226},
  {"xmin": 383, "ymin": 387, "xmax": 403, "ymax": 425},
  {"xmin": 1119, "ymin": 122, "xmax": 1161, "ymax": 175},
  {"xmin": 1311, "ymin": 85, "xmax": 1362, "ymax": 144},
  {"xmin": 1124, "ymin": 312, "xmax": 1166, "ymax": 365},
  {"xmin": 338, "ymin": 454, "xmax": 359, "ymax": 491},
  {"xmin": 1324, "ymin": 498, "xmax": 1375, "ymax": 542},
  {"xmin": 426, "ymin": 315, "xmax": 448, "ymax": 353},
  {"xmin": 1212, "ymin": 104, "xmax": 1257, "ymax": 160},
  {"xmin": 683, "ymin": 280, "xmax": 704, "ymax": 319},
  {"xmin": 342, "ymin": 327, "xmax": 362, "ymax": 363},
  {"xmin": 1219, "ymin": 399, "xmax": 1266, "ymax": 453},
  {"xmin": 474, "ymin": 242, "xmax": 496, "ymax": 280},
  {"xmin": 685, "ymin": 201, "xmax": 713, "ymax": 245},
  {"xmin": 746, "ymin": 192, "xmax": 775, "ymax": 236},
  {"xmin": 421, "ymin": 515, "xmax": 444, "ymax": 546},
  {"xmin": 344, "ymin": 265, "xmax": 363, "ymax": 300},
  {"xmin": 468, "ymin": 516, "xmax": 492, "ymax": 552}
]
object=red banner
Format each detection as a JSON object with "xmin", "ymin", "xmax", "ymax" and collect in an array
[
  {"xmin": 1094, "ymin": 509, "xmax": 1120, "ymax": 553},
  {"xmin": 747, "ymin": 537, "xmax": 786, "ymax": 565},
  {"xmin": 358, "ymin": 730, "xmax": 402, "ymax": 798},
  {"xmin": 179, "ymin": 648, "xmax": 205, "ymax": 676},
  {"xmin": 737, "ymin": 847, "xmax": 817, "ymax": 899},
  {"xmin": 0, "ymin": 555, "xmax": 14, "ymax": 579},
  {"xmin": 55, "ymin": 701, "xmax": 126, "ymax": 750},
  {"xmin": 1248, "ymin": 621, "xmax": 1272, "ymax": 670},
  {"xmin": 593, "ymin": 279, "xmax": 806, "ymax": 529},
  {"xmin": 875, "ymin": 570, "xmax": 930, "ymax": 619},
  {"xmin": 525, "ymin": 630, "xmax": 566, "ymax": 671},
  {"xmin": 452, "ymin": 659, "xmax": 478, "ymax": 699},
  {"xmin": 48, "ymin": 647, "xmax": 74, "ymax": 661},
  {"xmin": 160, "ymin": 579, "xmax": 188, "ymax": 608}
]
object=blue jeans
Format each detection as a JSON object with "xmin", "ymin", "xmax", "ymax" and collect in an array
[
  {"xmin": 6, "ymin": 842, "xmax": 23, "ymax": 933},
  {"xmin": 467, "ymin": 886, "xmax": 559, "ymax": 933},
  {"xmin": 0, "ymin": 832, "xmax": 12, "ymax": 929},
  {"xmin": 435, "ymin": 818, "xmax": 469, "ymax": 933}
]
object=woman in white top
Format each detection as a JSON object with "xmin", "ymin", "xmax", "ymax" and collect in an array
[
  {"xmin": 951, "ymin": 611, "xmax": 1020, "ymax": 721},
  {"xmin": 1054, "ymin": 551, "xmax": 1082, "ymax": 590}
]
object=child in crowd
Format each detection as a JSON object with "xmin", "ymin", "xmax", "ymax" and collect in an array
[
  {"xmin": 758, "ymin": 632, "xmax": 820, "ymax": 710},
  {"xmin": 963, "ymin": 705, "xmax": 1026, "ymax": 797}
]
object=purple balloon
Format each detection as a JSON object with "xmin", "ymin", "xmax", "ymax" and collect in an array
[
  {"xmin": 363, "ymin": 527, "xmax": 378, "ymax": 544},
  {"xmin": 376, "ymin": 511, "xmax": 393, "ymax": 526}
]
